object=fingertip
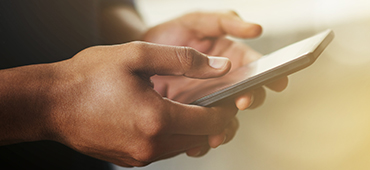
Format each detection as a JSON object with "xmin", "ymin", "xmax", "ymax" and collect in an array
[
  {"xmin": 208, "ymin": 133, "xmax": 226, "ymax": 148},
  {"xmin": 205, "ymin": 56, "xmax": 231, "ymax": 77},
  {"xmin": 186, "ymin": 146, "xmax": 211, "ymax": 157},
  {"xmin": 241, "ymin": 23, "xmax": 263, "ymax": 38},
  {"xmin": 235, "ymin": 93, "xmax": 254, "ymax": 110},
  {"xmin": 208, "ymin": 56, "xmax": 231, "ymax": 70},
  {"xmin": 266, "ymin": 77, "xmax": 289, "ymax": 92},
  {"xmin": 186, "ymin": 147, "xmax": 202, "ymax": 157},
  {"xmin": 252, "ymin": 24, "xmax": 263, "ymax": 37},
  {"xmin": 247, "ymin": 87, "xmax": 266, "ymax": 109},
  {"xmin": 183, "ymin": 52, "xmax": 231, "ymax": 79}
]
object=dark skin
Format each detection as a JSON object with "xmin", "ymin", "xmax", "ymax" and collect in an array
[
  {"xmin": 0, "ymin": 4, "xmax": 288, "ymax": 168},
  {"xmin": 144, "ymin": 11, "xmax": 288, "ymax": 155}
]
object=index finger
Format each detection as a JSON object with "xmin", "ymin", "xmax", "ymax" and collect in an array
[
  {"xmin": 180, "ymin": 11, "xmax": 262, "ymax": 38},
  {"xmin": 164, "ymin": 98, "xmax": 238, "ymax": 135}
]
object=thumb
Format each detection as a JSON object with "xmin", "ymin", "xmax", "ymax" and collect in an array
[{"xmin": 122, "ymin": 41, "xmax": 231, "ymax": 78}]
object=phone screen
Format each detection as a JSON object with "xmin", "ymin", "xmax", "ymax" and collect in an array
[{"xmin": 171, "ymin": 30, "xmax": 334, "ymax": 106}]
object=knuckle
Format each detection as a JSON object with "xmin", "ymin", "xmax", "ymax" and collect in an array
[
  {"xmin": 129, "ymin": 41, "xmax": 147, "ymax": 49},
  {"xmin": 126, "ymin": 41, "xmax": 148, "ymax": 64},
  {"xmin": 84, "ymin": 45, "xmax": 101, "ymax": 52},
  {"xmin": 131, "ymin": 143, "xmax": 158, "ymax": 164},
  {"xmin": 175, "ymin": 46, "xmax": 196, "ymax": 73},
  {"xmin": 224, "ymin": 10, "xmax": 239, "ymax": 17},
  {"xmin": 137, "ymin": 101, "xmax": 169, "ymax": 136},
  {"xmin": 76, "ymin": 45, "xmax": 104, "ymax": 57}
]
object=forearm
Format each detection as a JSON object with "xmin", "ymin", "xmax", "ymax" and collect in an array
[
  {"xmin": 0, "ymin": 64, "xmax": 57, "ymax": 145},
  {"xmin": 100, "ymin": 2, "xmax": 147, "ymax": 44}
]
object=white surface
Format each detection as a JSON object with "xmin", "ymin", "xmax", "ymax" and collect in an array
[{"xmin": 115, "ymin": 0, "xmax": 370, "ymax": 169}]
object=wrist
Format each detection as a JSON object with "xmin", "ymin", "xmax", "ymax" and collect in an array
[{"xmin": 0, "ymin": 63, "xmax": 60, "ymax": 145}]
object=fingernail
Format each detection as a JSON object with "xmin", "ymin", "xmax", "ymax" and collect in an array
[
  {"xmin": 222, "ymin": 135, "xmax": 227, "ymax": 144},
  {"xmin": 214, "ymin": 135, "xmax": 227, "ymax": 148},
  {"xmin": 194, "ymin": 151, "xmax": 201, "ymax": 157},
  {"xmin": 208, "ymin": 56, "xmax": 229, "ymax": 69},
  {"xmin": 248, "ymin": 95, "xmax": 254, "ymax": 108}
]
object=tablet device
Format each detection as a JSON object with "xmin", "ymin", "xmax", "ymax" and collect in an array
[{"xmin": 176, "ymin": 29, "xmax": 334, "ymax": 106}]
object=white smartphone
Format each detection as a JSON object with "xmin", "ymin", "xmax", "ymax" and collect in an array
[{"xmin": 174, "ymin": 29, "xmax": 334, "ymax": 106}]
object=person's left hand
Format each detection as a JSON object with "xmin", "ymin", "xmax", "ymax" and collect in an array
[{"xmin": 143, "ymin": 11, "xmax": 288, "ymax": 156}]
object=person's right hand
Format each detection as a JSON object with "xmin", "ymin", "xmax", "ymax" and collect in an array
[{"xmin": 42, "ymin": 42, "xmax": 239, "ymax": 167}]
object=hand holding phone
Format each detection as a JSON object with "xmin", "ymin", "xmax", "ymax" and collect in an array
[{"xmin": 172, "ymin": 29, "xmax": 334, "ymax": 106}]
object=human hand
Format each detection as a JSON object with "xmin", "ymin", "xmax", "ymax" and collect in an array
[
  {"xmin": 144, "ymin": 11, "xmax": 288, "ymax": 109},
  {"xmin": 144, "ymin": 11, "xmax": 288, "ymax": 155},
  {"xmin": 45, "ymin": 42, "xmax": 240, "ymax": 167}
]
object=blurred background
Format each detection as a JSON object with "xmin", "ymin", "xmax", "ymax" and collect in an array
[{"xmin": 117, "ymin": 0, "xmax": 370, "ymax": 169}]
